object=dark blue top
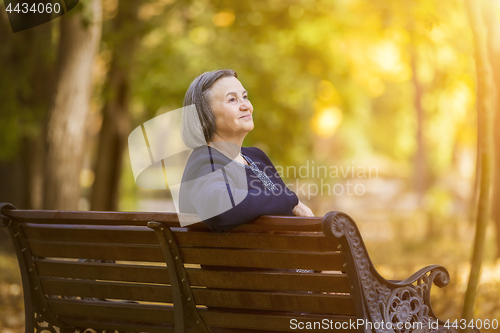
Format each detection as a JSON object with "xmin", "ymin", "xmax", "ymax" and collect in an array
[{"xmin": 179, "ymin": 146, "xmax": 299, "ymax": 232}]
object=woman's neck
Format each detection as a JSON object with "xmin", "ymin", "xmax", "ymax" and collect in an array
[
  {"xmin": 208, "ymin": 141, "xmax": 240, "ymax": 160},
  {"xmin": 209, "ymin": 133, "xmax": 244, "ymax": 160},
  {"xmin": 208, "ymin": 136, "xmax": 249, "ymax": 165},
  {"xmin": 210, "ymin": 132, "xmax": 244, "ymax": 148}
]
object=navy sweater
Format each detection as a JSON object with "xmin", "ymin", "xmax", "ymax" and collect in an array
[{"xmin": 178, "ymin": 146, "xmax": 299, "ymax": 232}]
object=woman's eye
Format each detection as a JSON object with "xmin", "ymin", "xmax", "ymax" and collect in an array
[
  {"xmin": 229, "ymin": 98, "xmax": 236, "ymax": 102},
  {"xmin": 243, "ymin": 95, "xmax": 248, "ymax": 99}
]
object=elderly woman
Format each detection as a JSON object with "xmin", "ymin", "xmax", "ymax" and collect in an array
[{"xmin": 179, "ymin": 69, "xmax": 313, "ymax": 232}]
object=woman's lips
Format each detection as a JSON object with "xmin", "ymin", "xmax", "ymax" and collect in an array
[{"xmin": 239, "ymin": 114, "xmax": 252, "ymax": 119}]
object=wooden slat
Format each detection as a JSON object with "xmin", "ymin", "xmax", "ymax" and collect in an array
[
  {"xmin": 246, "ymin": 216, "xmax": 323, "ymax": 232},
  {"xmin": 35, "ymin": 259, "xmax": 170, "ymax": 284},
  {"xmin": 39, "ymin": 276, "xmax": 353, "ymax": 315},
  {"xmin": 40, "ymin": 277, "xmax": 173, "ymax": 303},
  {"xmin": 59, "ymin": 316, "xmax": 360, "ymax": 333},
  {"xmin": 28, "ymin": 241, "xmax": 343, "ymax": 270},
  {"xmin": 59, "ymin": 317, "xmax": 311, "ymax": 333},
  {"xmin": 21, "ymin": 223, "xmax": 158, "ymax": 244},
  {"xmin": 5, "ymin": 210, "xmax": 182, "ymax": 226},
  {"xmin": 47, "ymin": 298, "xmax": 356, "ymax": 332},
  {"xmin": 200, "ymin": 308, "xmax": 358, "ymax": 332},
  {"xmin": 57, "ymin": 316, "xmax": 176, "ymax": 333},
  {"xmin": 35, "ymin": 259, "xmax": 350, "ymax": 293},
  {"xmin": 21, "ymin": 223, "xmax": 336, "ymax": 251},
  {"xmin": 47, "ymin": 298, "xmax": 175, "ymax": 323},
  {"xmin": 192, "ymin": 289, "xmax": 355, "ymax": 315},
  {"xmin": 28, "ymin": 240, "xmax": 164, "ymax": 261},
  {"xmin": 211, "ymin": 329, "xmax": 292, "ymax": 333},
  {"xmin": 173, "ymin": 231, "xmax": 338, "ymax": 252},
  {"xmin": 5, "ymin": 208, "xmax": 323, "ymax": 231},
  {"xmin": 181, "ymin": 248, "xmax": 345, "ymax": 271},
  {"xmin": 188, "ymin": 270, "xmax": 351, "ymax": 293},
  {"xmin": 58, "ymin": 318, "xmax": 306, "ymax": 333}
]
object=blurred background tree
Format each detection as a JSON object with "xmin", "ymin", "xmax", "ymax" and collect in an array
[
  {"xmin": 0, "ymin": 6, "xmax": 54, "ymax": 210},
  {"xmin": 485, "ymin": 0, "xmax": 500, "ymax": 264},
  {"xmin": 461, "ymin": 0, "xmax": 494, "ymax": 328},
  {"xmin": 44, "ymin": 0, "xmax": 102, "ymax": 210},
  {"xmin": 1, "ymin": 0, "xmax": 500, "ymax": 331},
  {"xmin": 90, "ymin": 0, "xmax": 140, "ymax": 211}
]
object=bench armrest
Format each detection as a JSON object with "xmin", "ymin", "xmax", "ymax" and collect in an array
[
  {"xmin": 387, "ymin": 264, "xmax": 450, "ymax": 289},
  {"xmin": 0, "ymin": 203, "xmax": 17, "ymax": 227},
  {"xmin": 385, "ymin": 264, "xmax": 452, "ymax": 325},
  {"xmin": 322, "ymin": 211, "xmax": 475, "ymax": 332}
]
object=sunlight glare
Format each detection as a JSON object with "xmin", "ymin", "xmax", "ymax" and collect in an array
[{"xmin": 311, "ymin": 106, "xmax": 343, "ymax": 138}]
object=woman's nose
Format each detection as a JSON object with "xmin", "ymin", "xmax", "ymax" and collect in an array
[{"xmin": 240, "ymin": 99, "xmax": 251, "ymax": 110}]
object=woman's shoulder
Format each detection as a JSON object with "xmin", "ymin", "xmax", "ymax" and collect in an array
[
  {"xmin": 184, "ymin": 146, "xmax": 272, "ymax": 173},
  {"xmin": 183, "ymin": 146, "xmax": 233, "ymax": 177},
  {"xmin": 187, "ymin": 146, "xmax": 231, "ymax": 162}
]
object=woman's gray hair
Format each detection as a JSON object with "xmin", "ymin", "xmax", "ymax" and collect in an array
[{"xmin": 182, "ymin": 69, "xmax": 237, "ymax": 148}]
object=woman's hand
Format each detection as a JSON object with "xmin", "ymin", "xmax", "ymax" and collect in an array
[{"xmin": 292, "ymin": 201, "xmax": 314, "ymax": 217}]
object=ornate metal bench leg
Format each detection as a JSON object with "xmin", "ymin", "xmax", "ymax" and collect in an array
[{"xmin": 34, "ymin": 313, "xmax": 67, "ymax": 333}]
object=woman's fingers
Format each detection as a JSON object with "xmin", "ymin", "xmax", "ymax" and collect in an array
[{"xmin": 292, "ymin": 201, "xmax": 314, "ymax": 217}]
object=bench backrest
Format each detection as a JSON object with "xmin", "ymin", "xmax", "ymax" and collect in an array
[
  {"xmin": 148, "ymin": 221, "xmax": 357, "ymax": 332},
  {"xmin": 0, "ymin": 204, "xmax": 362, "ymax": 333}
]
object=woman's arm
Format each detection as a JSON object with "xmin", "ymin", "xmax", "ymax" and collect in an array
[
  {"xmin": 185, "ymin": 163, "xmax": 299, "ymax": 232},
  {"xmin": 243, "ymin": 148, "xmax": 315, "ymax": 218}
]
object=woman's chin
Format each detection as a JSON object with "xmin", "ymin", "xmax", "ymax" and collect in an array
[
  {"xmin": 238, "ymin": 118, "xmax": 254, "ymax": 130},
  {"xmin": 245, "ymin": 121, "xmax": 254, "ymax": 132}
]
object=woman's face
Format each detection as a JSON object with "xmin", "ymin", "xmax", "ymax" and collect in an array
[{"xmin": 208, "ymin": 76, "xmax": 254, "ymax": 142}]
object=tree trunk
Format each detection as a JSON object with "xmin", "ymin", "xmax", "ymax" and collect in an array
[
  {"xmin": 470, "ymin": 131, "xmax": 481, "ymax": 225},
  {"xmin": 410, "ymin": 41, "xmax": 427, "ymax": 205},
  {"xmin": 405, "ymin": 14, "xmax": 429, "ymax": 212},
  {"xmin": 461, "ymin": 0, "xmax": 495, "ymax": 328},
  {"xmin": 0, "ymin": 13, "xmax": 53, "ymax": 209},
  {"xmin": 408, "ymin": 22, "xmax": 435, "ymax": 239},
  {"xmin": 90, "ymin": 1, "xmax": 140, "ymax": 211},
  {"xmin": 22, "ymin": 23, "xmax": 54, "ymax": 210},
  {"xmin": 44, "ymin": 0, "xmax": 102, "ymax": 210},
  {"xmin": 484, "ymin": 0, "xmax": 500, "ymax": 259}
]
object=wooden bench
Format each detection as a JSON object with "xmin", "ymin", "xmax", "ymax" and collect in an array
[{"xmin": 0, "ymin": 202, "xmax": 468, "ymax": 333}]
